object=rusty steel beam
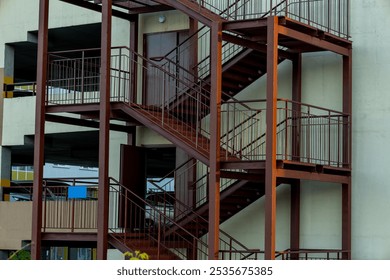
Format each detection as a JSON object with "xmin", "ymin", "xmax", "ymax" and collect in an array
[
  {"xmin": 278, "ymin": 26, "xmax": 350, "ymax": 56},
  {"xmin": 223, "ymin": 19, "xmax": 268, "ymax": 31},
  {"xmin": 31, "ymin": 0, "xmax": 49, "ymax": 260},
  {"xmin": 45, "ymin": 114, "xmax": 134, "ymax": 133},
  {"xmin": 96, "ymin": 0, "xmax": 112, "ymax": 260},
  {"xmin": 60, "ymin": 0, "xmax": 137, "ymax": 21},
  {"xmin": 265, "ymin": 16, "xmax": 279, "ymax": 260},
  {"xmin": 208, "ymin": 21, "xmax": 222, "ymax": 260},
  {"xmin": 41, "ymin": 232, "xmax": 98, "ymax": 242},
  {"xmin": 276, "ymin": 169, "xmax": 350, "ymax": 184},
  {"xmin": 153, "ymin": 0, "xmax": 222, "ymax": 27}
]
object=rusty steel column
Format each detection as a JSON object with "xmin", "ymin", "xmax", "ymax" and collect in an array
[
  {"xmin": 290, "ymin": 54, "xmax": 302, "ymax": 260},
  {"xmin": 265, "ymin": 16, "xmax": 279, "ymax": 260},
  {"xmin": 130, "ymin": 16, "xmax": 138, "ymax": 104},
  {"xmin": 189, "ymin": 18, "xmax": 199, "ymax": 79},
  {"xmin": 342, "ymin": 49, "xmax": 352, "ymax": 260},
  {"xmin": 290, "ymin": 180, "xmax": 300, "ymax": 260},
  {"xmin": 208, "ymin": 21, "xmax": 222, "ymax": 260},
  {"xmin": 31, "ymin": 0, "xmax": 49, "ymax": 260},
  {"xmin": 292, "ymin": 53, "xmax": 302, "ymax": 161},
  {"xmin": 97, "ymin": 0, "xmax": 112, "ymax": 260}
]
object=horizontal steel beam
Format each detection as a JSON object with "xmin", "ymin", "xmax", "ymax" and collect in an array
[
  {"xmin": 60, "ymin": 0, "xmax": 138, "ymax": 21},
  {"xmin": 278, "ymin": 26, "xmax": 350, "ymax": 56},
  {"xmin": 45, "ymin": 114, "xmax": 135, "ymax": 133},
  {"xmin": 276, "ymin": 169, "xmax": 350, "ymax": 184}
]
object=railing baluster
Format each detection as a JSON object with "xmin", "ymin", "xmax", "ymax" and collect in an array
[{"xmin": 81, "ymin": 50, "xmax": 85, "ymax": 104}]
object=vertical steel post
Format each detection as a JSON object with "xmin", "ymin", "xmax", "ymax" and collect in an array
[
  {"xmin": 208, "ymin": 21, "xmax": 223, "ymax": 260},
  {"xmin": 290, "ymin": 53, "xmax": 302, "ymax": 260},
  {"xmin": 97, "ymin": 0, "xmax": 112, "ymax": 260},
  {"xmin": 265, "ymin": 16, "xmax": 279, "ymax": 260},
  {"xmin": 189, "ymin": 18, "xmax": 199, "ymax": 80},
  {"xmin": 342, "ymin": 49, "xmax": 352, "ymax": 260},
  {"xmin": 290, "ymin": 179, "xmax": 300, "ymax": 260},
  {"xmin": 292, "ymin": 53, "xmax": 302, "ymax": 161},
  {"xmin": 130, "ymin": 17, "xmax": 138, "ymax": 103},
  {"xmin": 31, "ymin": 0, "xmax": 49, "ymax": 260}
]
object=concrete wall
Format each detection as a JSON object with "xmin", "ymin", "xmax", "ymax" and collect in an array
[
  {"xmin": 0, "ymin": 202, "xmax": 32, "ymax": 250},
  {"xmin": 349, "ymin": 0, "xmax": 390, "ymax": 260}
]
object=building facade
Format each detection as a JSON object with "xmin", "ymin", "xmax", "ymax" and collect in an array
[{"xmin": 0, "ymin": 0, "xmax": 387, "ymax": 260}]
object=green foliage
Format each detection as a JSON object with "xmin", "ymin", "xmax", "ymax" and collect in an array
[
  {"xmin": 124, "ymin": 250, "xmax": 149, "ymax": 260},
  {"xmin": 8, "ymin": 249, "xmax": 31, "ymax": 260}
]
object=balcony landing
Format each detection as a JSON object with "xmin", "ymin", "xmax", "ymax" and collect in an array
[
  {"xmin": 221, "ymin": 159, "xmax": 351, "ymax": 184},
  {"xmin": 223, "ymin": 16, "xmax": 352, "ymax": 56}
]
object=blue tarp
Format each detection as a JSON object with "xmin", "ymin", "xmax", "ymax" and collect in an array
[{"xmin": 68, "ymin": 186, "xmax": 87, "ymax": 199}]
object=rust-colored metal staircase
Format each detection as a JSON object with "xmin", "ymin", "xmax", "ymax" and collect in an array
[
  {"xmin": 43, "ymin": 0, "xmax": 352, "ymax": 259},
  {"xmin": 108, "ymin": 177, "xmax": 256, "ymax": 260}
]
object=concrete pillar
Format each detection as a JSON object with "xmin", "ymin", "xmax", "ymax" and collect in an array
[
  {"xmin": 0, "ymin": 148, "xmax": 12, "ymax": 201},
  {"xmin": 4, "ymin": 45, "xmax": 15, "ymax": 98}
]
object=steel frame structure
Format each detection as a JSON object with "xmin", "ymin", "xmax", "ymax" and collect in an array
[{"xmin": 32, "ymin": 0, "xmax": 352, "ymax": 260}]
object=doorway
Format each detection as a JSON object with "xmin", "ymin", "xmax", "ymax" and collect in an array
[{"xmin": 143, "ymin": 30, "xmax": 189, "ymax": 106}]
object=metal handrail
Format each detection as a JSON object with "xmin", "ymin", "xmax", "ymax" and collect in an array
[
  {"xmin": 146, "ymin": 167, "xmax": 256, "ymax": 260},
  {"xmin": 108, "ymin": 177, "xmax": 209, "ymax": 260}
]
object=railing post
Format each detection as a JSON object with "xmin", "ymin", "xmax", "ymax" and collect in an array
[
  {"xmin": 43, "ymin": 187, "xmax": 47, "ymax": 232},
  {"xmin": 71, "ymin": 199, "xmax": 75, "ymax": 232},
  {"xmin": 161, "ymin": 72, "xmax": 165, "ymax": 127},
  {"xmin": 347, "ymin": 0, "xmax": 350, "ymax": 38},
  {"xmin": 338, "ymin": 0, "xmax": 341, "ymax": 37},
  {"xmin": 124, "ymin": 188, "xmax": 128, "ymax": 233},
  {"xmin": 73, "ymin": 60, "xmax": 77, "ymax": 104},
  {"xmin": 118, "ymin": 48, "xmax": 122, "ymax": 102},
  {"xmin": 328, "ymin": 111, "xmax": 331, "ymax": 166},
  {"xmin": 284, "ymin": 100, "xmax": 288, "ymax": 160},
  {"xmin": 328, "ymin": 0, "xmax": 331, "ymax": 34},
  {"xmin": 285, "ymin": 0, "xmax": 289, "ymax": 17},
  {"xmin": 81, "ymin": 50, "xmax": 85, "ymax": 104},
  {"xmin": 196, "ymin": 87, "xmax": 200, "ymax": 148},
  {"xmin": 306, "ymin": 107, "xmax": 311, "ymax": 163},
  {"xmin": 157, "ymin": 215, "xmax": 161, "ymax": 259}
]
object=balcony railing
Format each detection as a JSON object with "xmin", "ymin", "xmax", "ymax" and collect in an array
[
  {"xmin": 191, "ymin": 0, "xmax": 350, "ymax": 38},
  {"xmin": 46, "ymin": 47, "xmax": 350, "ymax": 168}
]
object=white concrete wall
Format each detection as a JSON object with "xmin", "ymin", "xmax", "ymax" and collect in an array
[
  {"xmin": 0, "ymin": 0, "xmax": 99, "ymax": 68},
  {"xmin": 1, "ymin": 96, "xmax": 127, "ymax": 178},
  {"xmin": 349, "ymin": 0, "xmax": 390, "ymax": 260}
]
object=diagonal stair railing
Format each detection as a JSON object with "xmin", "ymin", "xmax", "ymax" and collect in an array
[
  {"xmin": 108, "ymin": 177, "xmax": 209, "ymax": 260},
  {"xmin": 146, "ymin": 158, "xmax": 259, "ymax": 260}
]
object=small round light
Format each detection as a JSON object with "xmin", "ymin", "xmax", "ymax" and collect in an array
[{"xmin": 158, "ymin": 15, "xmax": 166, "ymax": 23}]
